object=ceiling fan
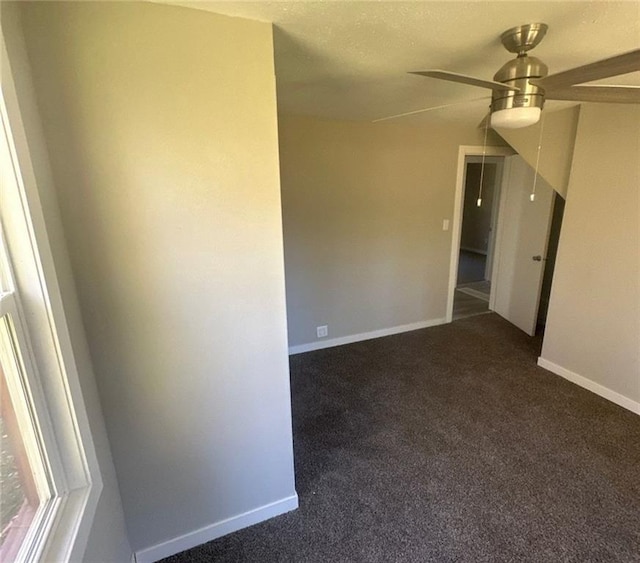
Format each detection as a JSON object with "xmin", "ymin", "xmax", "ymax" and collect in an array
[{"xmin": 409, "ymin": 23, "xmax": 640, "ymax": 128}]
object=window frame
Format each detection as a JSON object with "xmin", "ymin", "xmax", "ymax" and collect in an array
[
  {"xmin": 0, "ymin": 291, "xmax": 57, "ymax": 563},
  {"xmin": 1, "ymin": 31, "xmax": 103, "ymax": 562}
]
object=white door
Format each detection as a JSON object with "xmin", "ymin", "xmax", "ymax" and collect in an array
[{"xmin": 491, "ymin": 155, "xmax": 555, "ymax": 336}]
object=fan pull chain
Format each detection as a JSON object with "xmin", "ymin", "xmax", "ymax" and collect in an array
[
  {"xmin": 530, "ymin": 112, "xmax": 545, "ymax": 202},
  {"xmin": 477, "ymin": 111, "xmax": 490, "ymax": 207}
]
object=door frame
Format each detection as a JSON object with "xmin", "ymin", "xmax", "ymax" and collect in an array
[{"xmin": 446, "ymin": 145, "xmax": 515, "ymax": 323}]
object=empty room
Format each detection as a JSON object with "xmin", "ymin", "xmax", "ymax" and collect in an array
[{"xmin": 0, "ymin": 2, "xmax": 638, "ymax": 562}]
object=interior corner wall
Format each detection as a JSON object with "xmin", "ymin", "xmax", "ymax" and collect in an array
[
  {"xmin": 494, "ymin": 105, "xmax": 580, "ymax": 198},
  {"xmin": 18, "ymin": 1, "xmax": 296, "ymax": 556},
  {"xmin": 1, "ymin": 3, "xmax": 132, "ymax": 560},
  {"xmin": 279, "ymin": 115, "xmax": 506, "ymax": 348},
  {"xmin": 540, "ymin": 104, "xmax": 640, "ymax": 409}
]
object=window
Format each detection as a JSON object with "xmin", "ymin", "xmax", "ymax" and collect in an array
[
  {"xmin": 0, "ymin": 265, "xmax": 53, "ymax": 561},
  {"xmin": 0, "ymin": 33, "xmax": 103, "ymax": 561}
]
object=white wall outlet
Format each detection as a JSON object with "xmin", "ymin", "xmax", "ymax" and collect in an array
[
  {"xmin": 316, "ymin": 325, "xmax": 328, "ymax": 338},
  {"xmin": 442, "ymin": 219, "xmax": 450, "ymax": 231}
]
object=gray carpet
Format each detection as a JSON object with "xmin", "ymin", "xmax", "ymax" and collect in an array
[{"xmin": 162, "ymin": 314, "xmax": 640, "ymax": 562}]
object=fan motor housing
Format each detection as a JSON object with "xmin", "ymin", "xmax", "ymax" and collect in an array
[{"xmin": 491, "ymin": 55, "xmax": 548, "ymax": 113}]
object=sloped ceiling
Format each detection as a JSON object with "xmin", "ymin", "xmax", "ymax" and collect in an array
[
  {"xmin": 495, "ymin": 106, "xmax": 580, "ymax": 196},
  {"xmin": 167, "ymin": 1, "xmax": 640, "ymax": 125}
]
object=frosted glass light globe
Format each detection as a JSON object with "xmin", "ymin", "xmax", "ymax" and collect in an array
[{"xmin": 491, "ymin": 107, "xmax": 541, "ymax": 129}]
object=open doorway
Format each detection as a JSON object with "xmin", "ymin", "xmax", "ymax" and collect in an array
[
  {"xmin": 446, "ymin": 145, "xmax": 514, "ymax": 323},
  {"xmin": 447, "ymin": 149, "xmax": 566, "ymax": 340},
  {"xmin": 453, "ymin": 156, "xmax": 504, "ymax": 320}
]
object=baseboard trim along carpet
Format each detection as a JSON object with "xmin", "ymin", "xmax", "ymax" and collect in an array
[
  {"xmin": 538, "ymin": 357, "xmax": 640, "ymax": 415},
  {"xmin": 134, "ymin": 494, "xmax": 299, "ymax": 563},
  {"xmin": 288, "ymin": 318, "xmax": 447, "ymax": 355}
]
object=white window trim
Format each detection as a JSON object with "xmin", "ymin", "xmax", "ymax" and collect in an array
[
  {"xmin": 0, "ymin": 286, "xmax": 60, "ymax": 563},
  {"xmin": 1, "ymin": 32, "xmax": 103, "ymax": 562}
]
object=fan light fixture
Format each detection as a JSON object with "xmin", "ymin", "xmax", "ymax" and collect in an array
[
  {"xmin": 490, "ymin": 106, "xmax": 541, "ymax": 129},
  {"xmin": 394, "ymin": 24, "xmax": 640, "ymax": 127}
]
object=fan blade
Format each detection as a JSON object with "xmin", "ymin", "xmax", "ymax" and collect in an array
[
  {"xmin": 372, "ymin": 96, "xmax": 490, "ymax": 123},
  {"xmin": 410, "ymin": 70, "xmax": 519, "ymax": 92},
  {"xmin": 546, "ymin": 85, "xmax": 640, "ymax": 104},
  {"xmin": 533, "ymin": 49, "xmax": 640, "ymax": 90}
]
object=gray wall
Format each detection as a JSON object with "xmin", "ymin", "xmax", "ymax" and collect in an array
[
  {"xmin": 19, "ymin": 1, "xmax": 296, "ymax": 555},
  {"xmin": 541, "ymin": 104, "xmax": 640, "ymax": 405},
  {"xmin": 1, "ymin": 4, "xmax": 132, "ymax": 561},
  {"xmin": 279, "ymin": 115, "xmax": 506, "ymax": 348}
]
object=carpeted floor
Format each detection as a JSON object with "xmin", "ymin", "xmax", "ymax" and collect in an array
[{"xmin": 162, "ymin": 314, "xmax": 640, "ymax": 563}]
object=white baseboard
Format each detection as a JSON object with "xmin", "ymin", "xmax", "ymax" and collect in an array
[
  {"xmin": 135, "ymin": 494, "xmax": 299, "ymax": 563},
  {"xmin": 289, "ymin": 318, "xmax": 447, "ymax": 355},
  {"xmin": 537, "ymin": 357, "xmax": 640, "ymax": 415}
]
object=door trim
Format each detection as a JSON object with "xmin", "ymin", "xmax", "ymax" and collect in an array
[{"xmin": 446, "ymin": 145, "xmax": 515, "ymax": 323}]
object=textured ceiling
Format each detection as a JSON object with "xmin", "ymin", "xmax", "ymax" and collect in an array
[{"xmin": 169, "ymin": 1, "xmax": 640, "ymax": 124}]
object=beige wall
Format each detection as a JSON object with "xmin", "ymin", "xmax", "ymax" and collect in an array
[
  {"xmin": 279, "ymin": 115, "xmax": 505, "ymax": 348},
  {"xmin": 541, "ymin": 104, "xmax": 640, "ymax": 405},
  {"xmin": 19, "ymin": 1, "xmax": 296, "ymax": 556},
  {"xmin": 495, "ymin": 106, "xmax": 580, "ymax": 197}
]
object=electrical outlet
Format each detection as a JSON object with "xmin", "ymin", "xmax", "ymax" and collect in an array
[
  {"xmin": 317, "ymin": 325, "xmax": 328, "ymax": 338},
  {"xmin": 442, "ymin": 219, "xmax": 450, "ymax": 231}
]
